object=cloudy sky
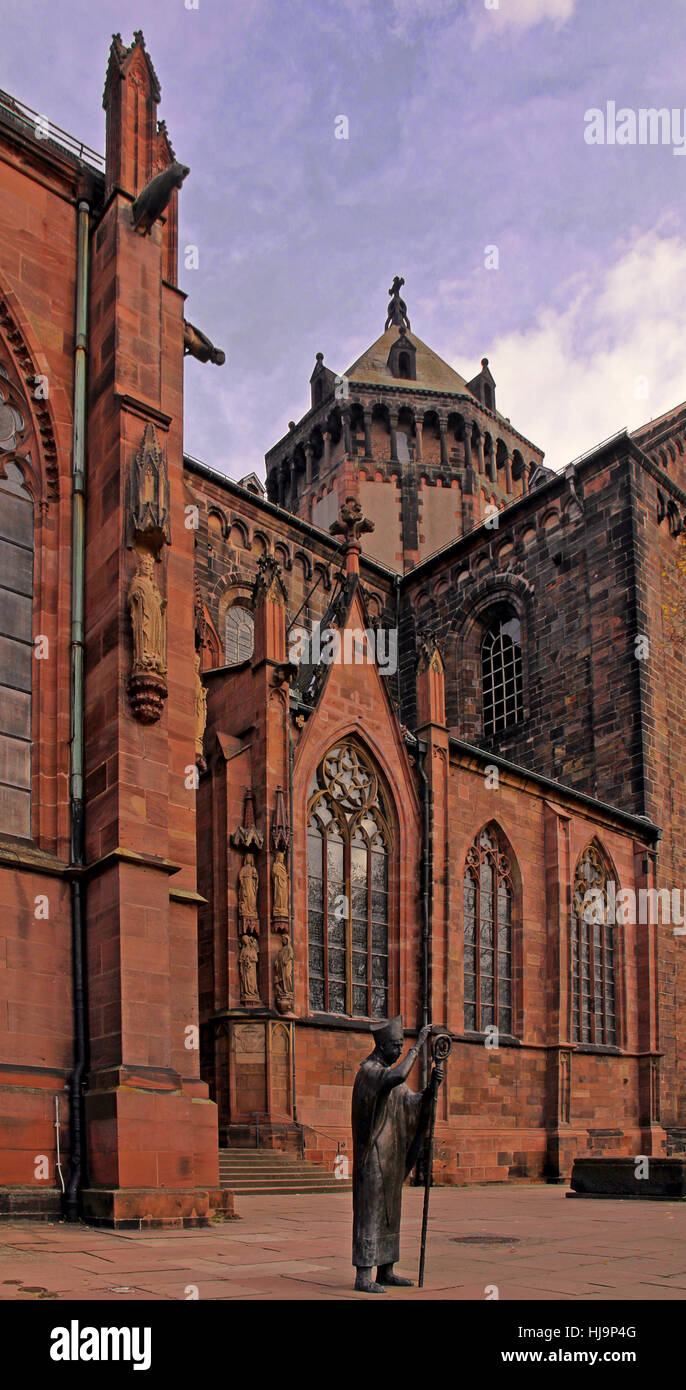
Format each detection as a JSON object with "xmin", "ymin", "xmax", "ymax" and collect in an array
[{"xmin": 4, "ymin": 0, "xmax": 686, "ymax": 477}]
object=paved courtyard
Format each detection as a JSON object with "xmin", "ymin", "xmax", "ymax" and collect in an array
[{"xmin": 1, "ymin": 1185, "xmax": 686, "ymax": 1301}]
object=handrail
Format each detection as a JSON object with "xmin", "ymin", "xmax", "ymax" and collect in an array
[
  {"xmin": 0, "ymin": 88, "xmax": 105, "ymax": 171},
  {"xmin": 298, "ymin": 1120, "xmax": 348, "ymax": 1161},
  {"xmin": 248, "ymin": 1112, "xmax": 348, "ymax": 1164}
]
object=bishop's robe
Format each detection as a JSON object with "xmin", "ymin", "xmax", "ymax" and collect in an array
[{"xmin": 352, "ymin": 1053, "xmax": 433, "ymax": 1269}]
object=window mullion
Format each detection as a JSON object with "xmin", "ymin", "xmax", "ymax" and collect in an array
[
  {"xmin": 589, "ymin": 919, "xmax": 596, "ymax": 1045},
  {"xmin": 367, "ymin": 843, "xmax": 372, "ymax": 1018},
  {"xmin": 475, "ymin": 871, "xmax": 481, "ymax": 1031},
  {"xmin": 345, "ymin": 835, "xmax": 353, "ymax": 1016},
  {"xmin": 323, "ymin": 829, "xmax": 330, "ymax": 1013},
  {"xmin": 600, "ymin": 923, "xmax": 607, "ymax": 1045}
]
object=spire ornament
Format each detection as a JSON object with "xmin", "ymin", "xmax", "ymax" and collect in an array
[{"xmin": 384, "ymin": 276, "xmax": 411, "ymax": 332}]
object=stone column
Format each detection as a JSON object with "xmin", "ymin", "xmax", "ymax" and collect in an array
[
  {"xmin": 342, "ymin": 407, "xmax": 352, "ymax": 457},
  {"xmin": 363, "ymin": 408, "xmax": 373, "ymax": 460},
  {"xmin": 415, "ymin": 420, "xmax": 423, "ymax": 463},
  {"xmin": 304, "ymin": 443, "xmax": 313, "ymax": 489},
  {"xmin": 279, "ymin": 460, "xmax": 288, "ymax": 507},
  {"xmin": 439, "ymin": 417, "xmax": 448, "ymax": 467},
  {"xmin": 476, "ymin": 430, "xmax": 485, "ymax": 476},
  {"xmin": 463, "ymin": 422, "xmax": 473, "ymax": 472},
  {"xmin": 504, "ymin": 448, "xmax": 512, "ymax": 493},
  {"xmin": 389, "ymin": 410, "xmax": 398, "ymax": 464},
  {"xmin": 323, "ymin": 430, "xmax": 331, "ymax": 471}
]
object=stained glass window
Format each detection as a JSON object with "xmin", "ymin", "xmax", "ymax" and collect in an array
[
  {"xmin": 464, "ymin": 826, "xmax": 513, "ymax": 1035},
  {"xmin": 307, "ymin": 741, "xmax": 391, "ymax": 1018},
  {"xmin": 571, "ymin": 843, "xmax": 617, "ymax": 1046},
  {"xmin": 482, "ymin": 612, "xmax": 523, "ymax": 735}
]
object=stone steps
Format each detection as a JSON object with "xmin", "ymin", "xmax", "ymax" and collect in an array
[{"xmin": 218, "ymin": 1147, "xmax": 351, "ymax": 1195}]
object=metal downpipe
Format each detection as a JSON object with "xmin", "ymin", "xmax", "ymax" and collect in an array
[{"xmin": 65, "ymin": 198, "xmax": 89, "ymax": 1222}]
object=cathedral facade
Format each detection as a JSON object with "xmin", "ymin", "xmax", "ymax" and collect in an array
[{"xmin": 0, "ymin": 34, "xmax": 684, "ymax": 1225}]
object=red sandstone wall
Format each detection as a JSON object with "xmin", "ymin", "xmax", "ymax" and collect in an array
[{"xmin": 0, "ymin": 119, "xmax": 83, "ymax": 1199}]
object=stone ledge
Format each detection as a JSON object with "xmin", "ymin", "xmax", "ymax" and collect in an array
[
  {"xmin": 568, "ymin": 1157, "xmax": 686, "ymax": 1199},
  {"xmin": 80, "ymin": 1186, "xmax": 236, "ymax": 1229},
  {"xmin": 0, "ymin": 1186, "xmax": 63, "ymax": 1219}
]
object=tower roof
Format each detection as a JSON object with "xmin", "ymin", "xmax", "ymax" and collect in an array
[{"xmin": 344, "ymin": 327, "xmax": 472, "ymax": 395}]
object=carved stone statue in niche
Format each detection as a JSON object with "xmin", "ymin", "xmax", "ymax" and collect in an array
[
  {"xmin": 239, "ymin": 934, "xmax": 260, "ymax": 1005},
  {"xmin": 127, "ymin": 546, "xmax": 168, "ymax": 723},
  {"xmin": 193, "ymin": 650, "xmax": 207, "ymax": 770},
  {"xmin": 237, "ymin": 852, "xmax": 259, "ymax": 935},
  {"xmin": 271, "ymin": 849, "xmax": 289, "ymax": 924},
  {"xmin": 129, "ymin": 548, "xmax": 166, "ymax": 673},
  {"xmin": 274, "ymin": 932, "xmax": 294, "ymax": 1014},
  {"xmin": 126, "ymin": 420, "xmax": 171, "ymax": 725}
]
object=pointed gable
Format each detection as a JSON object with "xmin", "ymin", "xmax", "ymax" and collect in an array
[
  {"xmin": 292, "ymin": 580, "xmax": 420, "ymax": 830},
  {"xmin": 345, "ymin": 327, "xmax": 473, "ymax": 396}
]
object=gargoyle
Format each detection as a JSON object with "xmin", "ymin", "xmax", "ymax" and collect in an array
[
  {"xmin": 183, "ymin": 320, "xmax": 226, "ymax": 366},
  {"xmin": 131, "ymin": 161, "xmax": 190, "ymax": 234}
]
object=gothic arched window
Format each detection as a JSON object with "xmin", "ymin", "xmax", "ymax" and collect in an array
[
  {"xmin": 571, "ymin": 843, "xmax": 617, "ymax": 1045},
  {"xmin": 481, "ymin": 611, "xmax": 523, "ymax": 735},
  {"xmin": 0, "ymin": 461, "xmax": 33, "ymax": 839},
  {"xmin": 224, "ymin": 605, "xmax": 254, "ymax": 665},
  {"xmin": 307, "ymin": 741, "xmax": 391, "ymax": 1018},
  {"xmin": 463, "ymin": 826, "xmax": 514, "ymax": 1034}
]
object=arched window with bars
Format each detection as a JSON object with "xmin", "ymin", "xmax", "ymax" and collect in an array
[
  {"xmin": 307, "ymin": 741, "xmax": 391, "ymax": 1019},
  {"xmin": 0, "ymin": 460, "xmax": 33, "ymax": 839},
  {"xmin": 481, "ymin": 609, "xmax": 523, "ymax": 735},
  {"xmin": 571, "ymin": 842, "xmax": 618, "ymax": 1046},
  {"xmin": 463, "ymin": 825, "xmax": 515, "ymax": 1035},
  {"xmin": 224, "ymin": 604, "xmax": 254, "ymax": 665}
]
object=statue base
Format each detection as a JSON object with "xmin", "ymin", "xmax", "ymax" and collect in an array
[{"xmin": 128, "ymin": 669, "xmax": 168, "ymax": 723}]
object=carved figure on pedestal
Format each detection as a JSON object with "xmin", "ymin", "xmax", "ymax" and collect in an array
[
  {"xmin": 129, "ymin": 548, "xmax": 167, "ymax": 674},
  {"xmin": 274, "ymin": 932, "xmax": 294, "ymax": 1014},
  {"xmin": 238, "ymin": 935, "xmax": 260, "ymax": 1004},
  {"xmin": 193, "ymin": 650, "xmax": 207, "ymax": 770},
  {"xmin": 127, "ymin": 546, "xmax": 168, "ymax": 723},
  {"xmin": 238, "ymin": 852, "xmax": 259, "ymax": 934},
  {"xmin": 271, "ymin": 849, "xmax": 289, "ymax": 922}
]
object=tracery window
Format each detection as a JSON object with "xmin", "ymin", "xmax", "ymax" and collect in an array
[
  {"xmin": 463, "ymin": 826, "xmax": 513, "ymax": 1034},
  {"xmin": 0, "ymin": 461, "xmax": 33, "ymax": 839},
  {"xmin": 224, "ymin": 605, "xmax": 254, "ymax": 665},
  {"xmin": 307, "ymin": 741, "xmax": 391, "ymax": 1018},
  {"xmin": 571, "ymin": 843, "xmax": 617, "ymax": 1045},
  {"xmin": 481, "ymin": 611, "xmax": 523, "ymax": 735}
]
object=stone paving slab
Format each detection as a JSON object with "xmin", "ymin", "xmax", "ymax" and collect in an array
[{"xmin": 0, "ymin": 1185, "xmax": 685, "ymax": 1300}]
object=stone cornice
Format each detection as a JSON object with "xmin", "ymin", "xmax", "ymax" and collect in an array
[
  {"xmin": 264, "ymin": 379, "xmax": 543, "ymax": 463},
  {"xmin": 447, "ymin": 734, "xmax": 661, "ymax": 843}
]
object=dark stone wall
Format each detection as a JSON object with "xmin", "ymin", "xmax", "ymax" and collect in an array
[{"xmin": 400, "ymin": 447, "xmax": 648, "ymax": 818}]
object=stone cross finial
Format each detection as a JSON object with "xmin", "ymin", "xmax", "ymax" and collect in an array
[
  {"xmin": 330, "ymin": 496, "xmax": 375, "ymax": 544},
  {"xmin": 330, "ymin": 496, "xmax": 375, "ymax": 576},
  {"xmin": 384, "ymin": 275, "xmax": 411, "ymax": 331},
  {"xmin": 252, "ymin": 553, "xmax": 287, "ymax": 606}
]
